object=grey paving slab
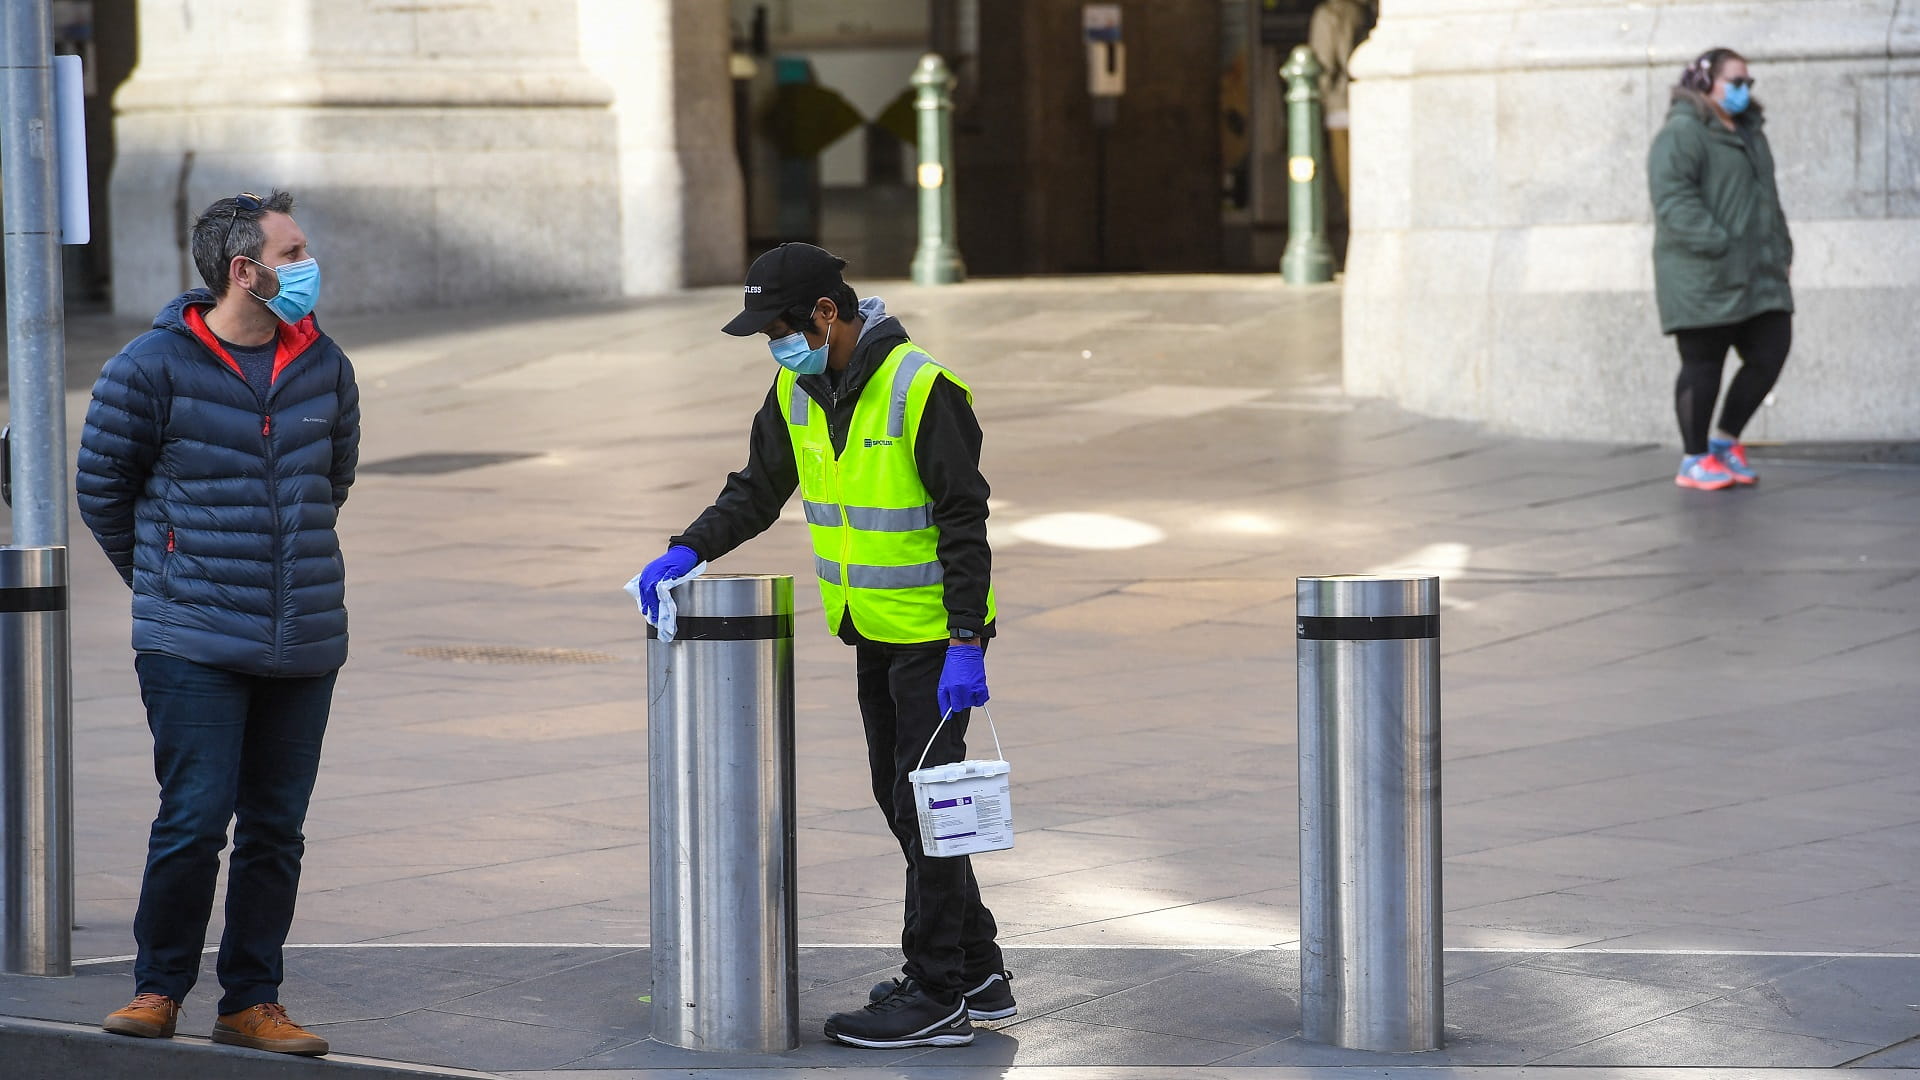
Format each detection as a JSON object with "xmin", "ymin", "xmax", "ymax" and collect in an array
[
  {"xmin": 1858, "ymin": 1039, "xmax": 1920, "ymax": 1068},
  {"xmin": 310, "ymin": 1007, "xmax": 638, "ymax": 1073},
  {"xmin": 1046, "ymin": 966, "xmax": 1297, "ymax": 1048},
  {"xmin": 1675, "ymin": 956, "xmax": 1920, "ymax": 1047},
  {"xmin": 966, "ymin": 1017, "xmax": 1258, "ymax": 1067},
  {"xmin": 1435, "ymin": 962, "xmax": 1720, "ymax": 1064},
  {"xmin": 1533, "ymin": 1013, "xmax": 1882, "ymax": 1067},
  {"xmin": 1518, "ymin": 950, "xmax": 1831, "ymax": 995}
]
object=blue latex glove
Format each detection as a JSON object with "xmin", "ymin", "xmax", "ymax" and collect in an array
[
  {"xmin": 638, "ymin": 545, "xmax": 700, "ymax": 620},
  {"xmin": 937, "ymin": 644, "xmax": 990, "ymax": 716}
]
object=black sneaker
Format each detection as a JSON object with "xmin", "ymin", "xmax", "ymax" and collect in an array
[
  {"xmin": 869, "ymin": 972, "xmax": 1017, "ymax": 1021},
  {"xmin": 868, "ymin": 975, "xmax": 921, "ymax": 1003},
  {"xmin": 962, "ymin": 971, "xmax": 1016, "ymax": 1021},
  {"xmin": 826, "ymin": 984, "xmax": 973, "ymax": 1048}
]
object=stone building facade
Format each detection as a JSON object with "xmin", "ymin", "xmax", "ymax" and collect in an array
[
  {"xmin": 1344, "ymin": 0, "xmax": 1920, "ymax": 442},
  {"xmin": 109, "ymin": 0, "xmax": 742, "ymax": 317}
]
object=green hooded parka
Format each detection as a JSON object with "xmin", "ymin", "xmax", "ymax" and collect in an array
[{"xmin": 1647, "ymin": 88, "xmax": 1794, "ymax": 334}]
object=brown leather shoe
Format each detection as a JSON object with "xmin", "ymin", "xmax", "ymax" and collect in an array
[
  {"xmin": 103, "ymin": 993, "xmax": 181, "ymax": 1038},
  {"xmin": 211, "ymin": 1002, "xmax": 330, "ymax": 1056}
]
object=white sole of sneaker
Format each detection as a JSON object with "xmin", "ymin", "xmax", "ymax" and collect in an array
[
  {"xmin": 967, "ymin": 1006, "xmax": 1016, "ymax": 1021},
  {"xmin": 826, "ymin": 1029, "xmax": 975, "ymax": 1048}
]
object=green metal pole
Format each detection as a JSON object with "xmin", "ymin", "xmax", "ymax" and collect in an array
[
  {"xmin": 1280, "ymin": 45, "xmax": 1334, "ymax": 284},
  {"xmin": 910, "ymin": 53, "xmax": 964, "ymax": 285}
]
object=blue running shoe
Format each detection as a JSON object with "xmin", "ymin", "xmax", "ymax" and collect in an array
[
  {"xmin": 1675, "ymin": 453, "xmax": 1735, "ymax": 491},
  {"xmin": 1709, "ymin": 437, "xmax": 1758, "ymax": 485}
]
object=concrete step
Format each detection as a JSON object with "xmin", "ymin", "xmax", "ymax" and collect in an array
[{"xmin": 0, "ymin": 1014, "xmax": 507, "ymax": 1080}]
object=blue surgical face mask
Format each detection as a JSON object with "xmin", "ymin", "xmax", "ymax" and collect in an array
[
  {"xmin": 1721, "ymin": 83, "xmax": 1751, "ymax": 115},
  {"xmin": 768, "ymin": 314, "xmax": 831, "ymax": 375},
  {"xmin": 245, "ymin": 256, "xmax": 321, "ymax": 324}
]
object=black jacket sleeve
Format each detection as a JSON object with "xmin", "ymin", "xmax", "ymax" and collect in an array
[
  {"xmin": 670, "ymin": 384, "xmax": 799, "ymax": 561},
  {"xmin": 914, "ymin": 375, "xmax": 994, "ymax": 638}
]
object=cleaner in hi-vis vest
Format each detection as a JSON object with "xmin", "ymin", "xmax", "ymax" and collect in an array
[{"xmin": 635, "ymin": 243, "xmax": 1010, "ymax": 1050}]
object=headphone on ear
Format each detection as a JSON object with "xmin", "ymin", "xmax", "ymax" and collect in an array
[{"xmin": 1679, "ymin": 53, "xmax": 1716, "ymax": 93}]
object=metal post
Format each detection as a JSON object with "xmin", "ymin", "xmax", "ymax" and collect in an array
[
  {"xmin": 1297, "ymin": 575, "xmax": 1441, "ymax": 1051},
  {"xmin": 647, "ymin": 575, "xmax": 798, "ymax": 1052},
  {"xmin": 2, "ymin": 0, "xmax": 72, "ymax": 547},
  {"xmin": 1279, "ymin": 45, "xmax": 1335, "ymax": 285},
  {"xmin": 910, "ymin": 53, "xmax": 964, "ymax": 285},
  {"xmin": 2, "ymin": 547, "xmax": 73, "ymax": 977}
]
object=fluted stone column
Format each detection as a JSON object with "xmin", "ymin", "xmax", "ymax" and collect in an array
[
  {"xmin": 1344, "ymin": 1, "xmax": 1920, "ymax": 443},
  {"xmin": 109, "ymin": 0, "xmax": 740, "ymax": 317},
  {"xmin": 576, "ymin": 0, "xmax": 744, "ymax": 294}
]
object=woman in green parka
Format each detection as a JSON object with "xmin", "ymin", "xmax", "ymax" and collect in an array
[{"xmin": 1648, "ymin": 47, "xmax": 1793, "ymax": 491}]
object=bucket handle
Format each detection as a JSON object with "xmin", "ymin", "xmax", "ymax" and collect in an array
[{"xmin": 915, "ymin": 704, "xmax": 1003, "ymax": 774}]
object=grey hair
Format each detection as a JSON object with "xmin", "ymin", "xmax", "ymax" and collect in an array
[{"xmin": 191, "ymin": 189, "xmax": 296, "ymax": 297}]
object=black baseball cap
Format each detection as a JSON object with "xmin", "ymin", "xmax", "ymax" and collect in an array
[{"xmin": 722, "ymin": 243, "xmax": 848, "ymax": 336}]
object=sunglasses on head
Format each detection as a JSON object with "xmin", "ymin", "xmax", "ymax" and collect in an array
[{"xmin": 219, "ymin": 192, "xmax": 265, "ymax": 257}]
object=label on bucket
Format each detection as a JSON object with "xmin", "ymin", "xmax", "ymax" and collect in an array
[{"xmin": 910, "ymin": 760, "xmax": 1014, "ymax": 857}]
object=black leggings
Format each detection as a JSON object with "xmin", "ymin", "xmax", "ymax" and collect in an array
[{"xmin": 1673, "ymin": 310, "xmax": 1792, "ymax": 456}]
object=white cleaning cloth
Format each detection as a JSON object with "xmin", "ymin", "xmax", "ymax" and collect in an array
[{"xmin": 623, "ymin": 560, "xmax": 708, "ymax": 643}]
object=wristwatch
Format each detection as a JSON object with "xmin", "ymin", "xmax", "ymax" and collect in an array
[{"xmin": 949, "ymin": 628, "xmax": 979, "ymax": 643}]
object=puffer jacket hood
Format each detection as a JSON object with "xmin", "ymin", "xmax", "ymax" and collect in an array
[{"xmin": 76, "ymin": 290, "xmax": 361, "ymax": 676}]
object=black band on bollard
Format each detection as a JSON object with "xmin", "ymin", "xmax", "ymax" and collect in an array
[
  {"xmin": 647, "ymin": 613, "xmax": 794, "ymax": 641},
  {"xmin": 1297, "ymin": 614, "xmax": 1438, "ymax": 641},
  {"xmin": 0, "ymin": 585, "xmax": 67, "ymax": 614}
]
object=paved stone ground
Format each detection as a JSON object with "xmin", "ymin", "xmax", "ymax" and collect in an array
[
  {"xmin": 5, "ymin": 944, "xmax": 1919, "ymax": 1074},
  {"xmin": 3, "ymin": 276, "xmax": 1919, "ymax": 1076}
]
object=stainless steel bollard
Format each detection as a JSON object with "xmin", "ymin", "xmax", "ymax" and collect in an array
[
  {"xmin": 1, "ymin": 546, "xmax": 73, "ymax": 976},
  {"xmin": 1297, "ymin": 575, "xmax": 1441, "ymax": 1050},
  {"xmin": 647, "ymin": 574, "xmax": 798, "ymax": 1052}
]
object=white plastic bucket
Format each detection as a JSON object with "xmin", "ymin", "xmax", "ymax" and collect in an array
[{"xmin": 908, "ymin": 706, "xmax": 1013, "ymax": 858}]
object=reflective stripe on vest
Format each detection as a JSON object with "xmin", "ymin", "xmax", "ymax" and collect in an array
[
  {"xmin": 789, "ymin": 381, "xmax": 810, "ymax": 427},
  {"xmin": 814, "ymin": 556, "xmax": 943, "ymax": 590},
  {"xmin": 802, "ymin": 501, "xmax": 933, "ymax": 532},
  {"xmin": 778, "ymin": 341, "xmax": 996, "ymax": 643},
  {"xmin": 889, "ymin": 350, "xmax": 939, "ymax": 438}
]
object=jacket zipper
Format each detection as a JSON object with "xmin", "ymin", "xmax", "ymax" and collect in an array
[
  {"xmin": 263, "ymin": 409, "xmax": 282, "ymax": 671},
  {"xmin": 252, "ymin": 338, "xmax": 321, "ymax": 675}
]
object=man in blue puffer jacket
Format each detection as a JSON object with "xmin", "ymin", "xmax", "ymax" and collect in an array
[{"xmin": 77, "ymin": 190, "xmax": 357, "ymax": 1057}]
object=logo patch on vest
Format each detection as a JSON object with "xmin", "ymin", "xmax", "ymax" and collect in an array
[{"xmin": 863, "ymin": 437, "xmax": 895, "ymax": 448}]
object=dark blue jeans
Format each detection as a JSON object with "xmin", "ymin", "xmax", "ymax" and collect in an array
[{"xmin": 132, "ymin": 653, "xmax": 335, "ymax": 1014}]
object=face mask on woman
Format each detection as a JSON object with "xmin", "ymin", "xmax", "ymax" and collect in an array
[{"xmin": 1720, "ymin": 82, "xmax": 1751, "ymax": 115}]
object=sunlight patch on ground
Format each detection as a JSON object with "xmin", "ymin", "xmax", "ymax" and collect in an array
[
  {"xmin": 1006, "ymin": 512, "xmax": 1167, "ymax": 551},
  {"xmin": 1198, "ymin": 510, "xmax": 1288, "ymax": 537},
  {"xmin": 1368, "ymin": 542, "xmax": 1475, "ymax": 610}
]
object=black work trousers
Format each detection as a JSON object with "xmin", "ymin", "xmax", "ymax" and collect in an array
[
  {"xmin": 1673, "ymin": 310, "xmax": 1792, "ymax": 455},
  {"xmin": 855, "ymin": 640, "xmax": 1004, "ymax": 998}
]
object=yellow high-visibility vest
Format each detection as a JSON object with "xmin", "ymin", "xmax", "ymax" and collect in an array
[{"xmin": 777, "ymin": 341, "xmax": 996, "ymax": 643}]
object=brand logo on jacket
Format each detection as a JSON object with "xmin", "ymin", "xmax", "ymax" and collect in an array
[{"xmin": 863, "ymin": 438, "xmax": 895, "ymax": 448}]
